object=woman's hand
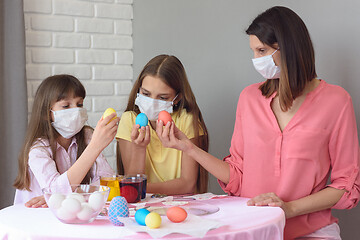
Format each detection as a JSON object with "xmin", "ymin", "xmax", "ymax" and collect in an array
[
  {"xmin": 130, "ymin": 124, "xmax": 150, "ymax": 148},
  {"xmin": 247, "ymin": 192, "xmax": 295, "ymax": 218},
  {"xmin": 90, "ymin": 113, "xmax": 120, "ymax": 152},
  {"xmin": 25, "ymin": 195, "xmax": 48, "ymax": 208},
  {"xmin": 156, "ymin": 120, "xmax": 193, "ymax": 152}
]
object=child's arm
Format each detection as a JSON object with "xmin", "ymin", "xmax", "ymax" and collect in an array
[
  {"xmin": 67, "ymin": 113, "xmax": 119, "ymax": 185},
  {"xmin": 117, "ymin": 125, "xmax": 150, "ymax": 174},
  {"xmin": 25, "ymin": 195, "xmax": 48, "ymax": 208},
  {"xmin": 146, "ymin": 138, "xmax": 199, "ymax": 195}
]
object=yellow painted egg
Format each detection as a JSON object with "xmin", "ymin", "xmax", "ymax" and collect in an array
[
  {"xmin": 102, "ymin": 108, "xmax": 117, "ymax": 123},
  {"xmin": 145, "ymin": 212, "xmax": 162, "ymax": 229}
]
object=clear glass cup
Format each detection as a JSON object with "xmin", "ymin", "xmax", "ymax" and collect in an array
[
  {"xmin": 136, "ymin": 174, "xmax": 147, "ymax": 199},
  {"xmin": 100, "ymin": 175, "xmax": 123, "ymax": 201},
  {"xmin": 120, "ymin": 174, "xmax": 145, "ymax": 203}
]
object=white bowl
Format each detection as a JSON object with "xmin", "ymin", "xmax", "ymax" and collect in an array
[{"xmin": 42, "ymin": 184, "xmax": 110, "ymax": 224}]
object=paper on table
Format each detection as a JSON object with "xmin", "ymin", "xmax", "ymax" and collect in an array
[
  {"xmin": 191, "ymin": 193, "xmax": 228, "ymax": 200},
  {"xmin": 118, "ymin": 214, "xmax": 225, "ymax": 239}
]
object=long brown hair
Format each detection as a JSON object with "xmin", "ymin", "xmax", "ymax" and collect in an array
[
  {"xmin": 14, "ymin": 74, "xmax": 91, "ymax": 191},
  {"xmin": 118, "ymin": 55, "xmax": 209, "ymax": 193},
  {"xmin": 246, "ymin": 6, "xmax": 317, "ymax": 111}
]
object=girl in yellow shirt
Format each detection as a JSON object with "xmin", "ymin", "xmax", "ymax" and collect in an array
[{"xmin": 116, "ymin": 54, "xmax": 208, "ymax": 194}]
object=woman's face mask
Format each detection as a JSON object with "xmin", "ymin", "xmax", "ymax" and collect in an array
[
  {"xmin": 134, "ymin": 93, "xmax": 178, "ymax": 121},
  {"xmin": 51, "ymin": 108, "xmax": 88, "ymax": 139},
  {"xmin": 252, "ymin": 48, "xmax": 280, "ymax": 79}
]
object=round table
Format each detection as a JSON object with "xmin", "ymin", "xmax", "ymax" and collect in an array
[{"xmin": 0, "ymin": 196, "xmax": 285, "ymax": 240}]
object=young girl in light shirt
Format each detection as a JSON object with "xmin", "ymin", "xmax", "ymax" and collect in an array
[
  {"xmin": 116, "ymin": 54, "xmax": 209, "ymax": 195},
  {"xmin": 14, "ymin": 74, "xmax": 119, "ymax": 207}
]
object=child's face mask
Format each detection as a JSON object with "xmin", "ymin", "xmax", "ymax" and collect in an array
[
  {"xmin": 134, "ymin": 93, "xmax": 178, "ymax": 121},
  {"xmin": 51, "ymin": 108, "xmax": 88, "ymax": 139}
]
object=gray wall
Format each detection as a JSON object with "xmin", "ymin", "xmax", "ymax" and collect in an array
[{"xmin": 133, "ymin": 0, "xmax": 360, "ymax": 239}]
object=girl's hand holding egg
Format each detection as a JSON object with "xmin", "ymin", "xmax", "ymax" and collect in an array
[
  {"xmin": 91, "ymin": 108, "xmax": 119, "ymax": 151},
  {"xmin": 131, "ymin": 113, "xmax": 150, "ymax": 147}
]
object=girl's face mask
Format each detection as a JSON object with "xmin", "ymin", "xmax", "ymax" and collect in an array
[
  {"xmin": 252, "ymin": 48, "xmax": 280, "ymax": 79},
  {"xmin": 51, "ymin": 108, "xmax": 88, "ymax": 139},
  {"xmin": 134, "ymin": 93, "xmax": 178, "ymax": 121}
]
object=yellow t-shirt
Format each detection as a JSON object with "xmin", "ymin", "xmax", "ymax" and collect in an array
[{"xmin": 116, "ymin": 109, "xmax": 203, "ymax": 184}]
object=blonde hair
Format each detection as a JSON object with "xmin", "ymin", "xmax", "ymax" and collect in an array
[
  {"xmin": 118, "ymin": 55, "xmax": 209, "ymax": 193},
  {"xmin": 14, "ymin": 74, "xmax": 91, "ymax": 190}
]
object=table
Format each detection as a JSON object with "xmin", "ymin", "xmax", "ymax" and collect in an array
[{"xmin": 0, "ymin": 196, "xmax": 285, "ymax": 240}]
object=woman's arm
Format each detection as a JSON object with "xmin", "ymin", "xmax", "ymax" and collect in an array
[
  {"xmin": 247, "ymin": 187, "xmax": 345, "ymax": 219},
  {"xmin": 156, "ymin": 120, "xmax": 230, "ymax": 184}
]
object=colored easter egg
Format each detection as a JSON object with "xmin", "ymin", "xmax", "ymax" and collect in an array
[
  {"xmin": 135, "ymin": 208, "xmax": 150, "ymax": 226},
  {"xmin": 120, "ymin": 185, "xmax": 139, "ymax": 203},
  {"xmin": 145, "ymin": 212, "xmax": 162, "ymax": 229},
  {"xmin": 166, "ymin": 206, "xmax": 187, "ymax": 223},
  {"xmin": 135, "ymin": 113, "xmax": 148, "ymax": 127},
  {"xmin": 158, "ymin": 110, "xmax": 172, "ymax": 125},
  {"xmin": 102, "ymin": 108, "xmax": 117, "ymax": 123},
  {"xmin": 108, "ymin": 196, "xmax": 129, "ymax": 226}
]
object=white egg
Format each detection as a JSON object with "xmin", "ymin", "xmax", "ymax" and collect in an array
[
  {"xmin": 48, "ymin": 193, "xmax": 65, "ymax": 209},
  {"xmin": 81, "ymin": 202, "xmax": 91, "ymax": 208},
  {"xmin": 57, "ymin": 206, "xmax": 76, "ymax": 221},
  {"xmin": 77, "ymin": 204, "xmax": 94, "ymax": 221},
  {"xmin": 61, "ymin": 198, "xmax": 82, "ymax": 214},
  {"xmin": 67, "ymin": 193, "xmax": 86, "ymax": 203},
  {"xmin": 88, "ymin": 191, "xmax": 105, "ymax": 211}
]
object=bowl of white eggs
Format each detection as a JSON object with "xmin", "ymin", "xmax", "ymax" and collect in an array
[{"xmin": 42, "ymin": 184, "xmax": 110, "ymax": 224}]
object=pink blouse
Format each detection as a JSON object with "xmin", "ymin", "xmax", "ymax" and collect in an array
[
  {"xmin": 218, "ymin": 80, "xmax": 360, "ymax": 239},
  {"xmin": 14, "ymin": 128, "xmax": 115, "ymax": 205}
]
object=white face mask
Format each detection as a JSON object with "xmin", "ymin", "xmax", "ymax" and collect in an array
[
  {"xmin": 134, "ymin": 93, "xmax": 178, "ymax": 121},
  {"xmin": 51, "ymin": 108, "xmax": 88, "ymax": 139},
  {"xmin": 252, "ymin": 48, "xmax": 280, "ymax": 79}
]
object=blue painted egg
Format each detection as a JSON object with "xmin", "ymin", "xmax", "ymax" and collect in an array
[
  {"xmin": 108, "ymin": 196, "xmax": 129, "ymax": 226},
  {"xmin": 135, "ymin": 113, "xmax": 148, "ymax": 127},
  {"xmin": 134, "ymin": 208, "xmax": 150, "ymax": 226}
]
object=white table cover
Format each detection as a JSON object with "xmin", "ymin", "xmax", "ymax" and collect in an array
[{"xmin": 0, "ymin": 196, "xmax": 285, "ymax": 240}]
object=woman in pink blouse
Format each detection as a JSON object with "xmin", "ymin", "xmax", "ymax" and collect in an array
[{"xmin": 156, "ymin": 6, "xmax": 360, "ymax": 240}]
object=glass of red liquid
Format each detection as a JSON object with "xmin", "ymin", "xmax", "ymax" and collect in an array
[
  {"xmin": 120, "ymin": 175, "xmax": 143, "ymax": 203},
  {"xmin": 136, "ymin": 174, "xmax": 147, "ymax": 199}
]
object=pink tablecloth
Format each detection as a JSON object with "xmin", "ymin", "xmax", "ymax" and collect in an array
[{"xmin": 0, "ymin": 196, "xmax": 285, "ymax": 240}]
